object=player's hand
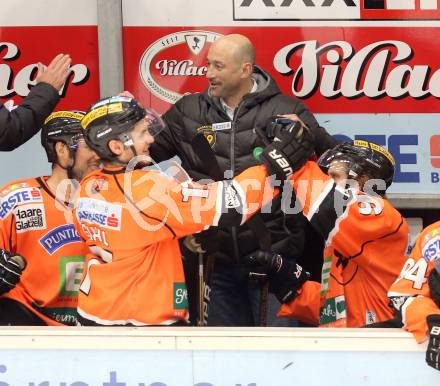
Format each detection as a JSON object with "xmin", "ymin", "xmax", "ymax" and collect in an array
[
  {"xmin": 192, "ymin": 229, "xmax": 219, "ymax": 255},
  {"xmin": 183, "ymin": 234, "xmax": 205, "ymax": 254},
  {"xmin": 426, "ymin": 314, "xmax": 440, "ymax": 371},
  {"xmin": 246, "ymin": 251, "xmax": 309, "ymax": 303},
  {"xmin": 118, "ymin": 90, "xmax": 135, "ymax": 99},
  {"xmin": 260, "ymin": 117, "xmax": 315, "ymax": 182},
  {"xmin": 429, "ymin": 265, "xmax": 440, "ymax": 308},
  {"xmin": 0, "ymin": 249, "xmax": 27, "ymax": 295},
  {"xmin": 36, "ymin": 53, "xmax": 72, "ymax": 91}
]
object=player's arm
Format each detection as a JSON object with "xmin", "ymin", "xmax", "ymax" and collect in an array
[
  {"xmin": 140, "ymin": 120, "xmax": 316, "ymax": 240},
  {"xmin": 0, "ymin": 249, "xmax": 26, "ymax": 295},
  {"xmin": 245, "ymin": 251, "xmax": 320, "ymax": 325},
  {"xmin": 388, "ymin": 254, "xmax": 440, "ymax": 343},
  {"xmin": 0, "ymin": 193, "xmax": 27, "ymax": 295},
  {"xmin": 139, "ymin": 164, "xmax": 278, "ymax": 240}
]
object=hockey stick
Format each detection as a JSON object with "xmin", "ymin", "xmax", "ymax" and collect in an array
[
  {"xmin": 190, "ymin": 133, "xmax": 223, "ymax": 326},
  {"xmin": 191, "ymin": 132, "xmax": 272, "ymax": 326}
]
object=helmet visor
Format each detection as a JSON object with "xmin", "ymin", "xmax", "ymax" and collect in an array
[
  {"xmin": 318, "ymin": 146, "xmax": 360, "ymax": 180},
  {"xmin": 144, "ymin": 108, "xmax": 165, "ymax": 137}
]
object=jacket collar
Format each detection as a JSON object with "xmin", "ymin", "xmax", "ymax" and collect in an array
[{"xmin": 204, "ymin": 65, "xmax": 280, "ymax": 112}]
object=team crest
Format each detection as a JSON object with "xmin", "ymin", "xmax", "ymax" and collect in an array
[
  {"xmin": 196, "ymin": 125, "xmax": 216, "ymax": 147},
  {"xmin": 185, "ymin": 34, "xmax": 207, "ymax": 55}
]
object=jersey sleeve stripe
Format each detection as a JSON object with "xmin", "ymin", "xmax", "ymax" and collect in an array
[
  {"xmin": 309, "ymin": 184, "xmax": 354, "ymax": 244},
  {"xmin": 306, "ymin": 180, "xmax": 335, "ymax": 222}
]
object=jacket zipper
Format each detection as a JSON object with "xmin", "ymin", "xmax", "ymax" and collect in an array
[{"xmin": 230, "ymin": 103, "xmax": 244, "ymax": 263}]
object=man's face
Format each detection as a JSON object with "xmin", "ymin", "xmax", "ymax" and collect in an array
[
  {"xmin": 70, "ymin": 138, "xmax": 100, "ymax": 181},
  {"xmin": 327, "ymin": 160, "xmax": 350, "ymax": 187},
  {"xmin": 126, "ymin": 118, "xmax": 155, "ymax": 165},
  {"xmin": 206, "ymin": 41, "xmax": 244, "ymax": 100}
]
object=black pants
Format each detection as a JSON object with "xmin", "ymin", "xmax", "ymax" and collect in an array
[
  {"xmin": 207, "ymin": 260, "xmax": 298, "ymax": 327},
  {"xmin": 0, "ymin": 298, "xmax": 46, "ymax": 325}
]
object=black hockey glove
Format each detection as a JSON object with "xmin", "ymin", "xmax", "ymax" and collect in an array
[
  {"xmin": 193, "ymin": 228, "xmax": 219, "ymax": 256},
  {"xmin": 246, "ymin": 250, "xmax": 309, "ymax": 304},
  {"xmin": 429, "ymin": 267, "xmax": 440, "ymax": 308},
  {"xmin": 426, "ymin": 314, "xmax": 440, "ymax": 371},
  {"xmin": 0, "ymin": 249, "xmax": 27, "ymax": 295},
  {"xmin": 260, "ymin": 118, "xmax": 315, "ymax": 182}
]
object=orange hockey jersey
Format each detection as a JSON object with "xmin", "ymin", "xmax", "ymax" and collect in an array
[
  {"xmin": 278, "ymin": 161, "xmax": 409, "ymax": 327},
  {"xmin": 388, "ymin": 221, "xmax": 440, "ymax": 342},
  {"xmin": 0, "ymin": 177, "xmax": 87, "ymax": 325},
  {"xmin": 73, "ymin": 164, "xmax": 273, "ymax": 326}
]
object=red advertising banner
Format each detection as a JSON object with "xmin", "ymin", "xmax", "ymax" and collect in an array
[
  {"xmin": 0, "ymin": 26, "xmax": 100, "ymax": 111},
  {"xmin": 123, "ymin": 26, "xmax": 440, "ymax": 115}
]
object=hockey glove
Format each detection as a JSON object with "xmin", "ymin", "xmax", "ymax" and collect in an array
[
  {"xmin": 426, "ymin": 314, "xmax": 440, "ymax": 371},
  {"xmin": 246, "ymin": 250, "xmax": 309, "ymax": 304},
  {"xmin": 260, "ymin": 118, "xmax": 315, "ymax": 182},
  {"xmin": 429, "ymin": 266, "xmax": 440, "ymax": 308},
  {"xmin": 0, "ymin": 249, "xmax": 27, "ymax": 295},
  {"xmin": 193, "ymin": 228, "xmax": 219, "ymax": 256}
]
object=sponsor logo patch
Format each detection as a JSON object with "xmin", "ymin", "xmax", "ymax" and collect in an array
[
  {"xmin": 173, "ymin": 282, "xmax": 188, "ymax": 310},
  {"xmin": 59, "ymin": 255, "xmax": 85, "ymax": 297},
  {"xmin": 14, "ymin": 204, "xmax": 46, "ymax": 233},
  {"xmin": 39, "ymin": 224, "xmax": 82, "ymax": 254},
  {"xmin": 76, "ymin": 198, "xmax": 122, "ymax": 230},
  {"xmin": 320, "ymin": 295, "xmax": 346, "ymax": 325},
  {"xmin": 0, "ymin": 187, "xmax": 42, "ymax": 219},
  {"xmin": 422, "ymin": 234, "xmax": 440, "ymax": 262},
  {"xmin": 212, "ymin": 122, "xmax": 232, "ymax": 132},
  {"xmin": 224, "ymin": 184, "xmax": 241, "ymax": 209},
  {"xmin": 0, "ymin": 182, "xmax": 29, "ymax": 198},
  {"xmin": 365, "ymin": 309, "xmax": 377, "ymax": 325}
]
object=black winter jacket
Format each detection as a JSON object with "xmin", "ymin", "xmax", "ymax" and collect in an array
[
  {"xmin": 0, "ymin": 82, "xmax": 60, "ymax": 151},
  {"xmin": 151, "ymin": 66, "xmax": 338, "ymax": 263}
]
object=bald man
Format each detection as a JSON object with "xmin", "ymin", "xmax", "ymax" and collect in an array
[{"xmin": 151, "ymin": 33, "xmax": 338, "ymax": 327}]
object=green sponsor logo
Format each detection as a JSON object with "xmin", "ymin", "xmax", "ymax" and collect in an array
[
  {"xmin": 320, "ymin": 295, "xmax": 346, "ymax": 325},
  {"xmin": 173, "ymin": 282, "xmax": 188, "ymax": 309},
  {"xmin": 32, "ymin": 303, "xmax": 78, "ymax": 326},
  {"xmin": 59, "ymin": 255, "xmax": 85, "ymax": 297},
  {"xmin": 320, "ymin": 255, "xmax": 333, "ymax": 297}
]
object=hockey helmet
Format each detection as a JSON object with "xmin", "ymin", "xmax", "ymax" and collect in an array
[
  {"xmin": 41, "ymin": 110, "xmax": 85, "ymax": 163},
  {"xmin": 317, "ymin": 140, "xmax": 395, "ymax": 193},
  {"xmin": 81, "ymin": 96, "xmax": 164, "ymax": 161}
]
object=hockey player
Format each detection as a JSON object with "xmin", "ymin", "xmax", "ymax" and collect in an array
[
  {"xmin": 247, "ymin": 136, "xmax": 409, "ymax": 327},
  {"xmin": 74, "ymin": 96, "xmax": 314, "ymax": 326},
  {"xmin": 388, "ymin": 221, "xmax": 440, "ymax": 371},
  {"xmin": 0, "ymin": 110, "xmax": 100, "ymax": 325}
]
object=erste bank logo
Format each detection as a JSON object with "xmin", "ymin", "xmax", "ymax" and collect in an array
[
  {"xmin": 233, "ymin": 0, "xmax": 440, "ymax": 20},
  {"xmin": 430, "ymin": 135, "xmax": 440, "ymax": 168}
]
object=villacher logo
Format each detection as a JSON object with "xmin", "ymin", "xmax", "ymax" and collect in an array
[
  {"xmin": 233, "ymin": 0, "xmax": 440, "ymax": 20},
  {"xmin": 139, "ymin": 30, "xmax": 222, "ymax": 104}
]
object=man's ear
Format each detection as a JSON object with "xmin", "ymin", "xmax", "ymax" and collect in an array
[
  {"xmin": 242, "ymin": 62, "xmax": 253, "ymax": 78},
  {"xmin": 54, "ymin": 141, "xmax": 69, "ymax": 164},
  {"xmin": 108, "ymin": 139, "xmax": 124, "ymax": 156}
]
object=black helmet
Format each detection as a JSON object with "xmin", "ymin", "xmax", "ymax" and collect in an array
[
  {"xmin": 317, "ymin": 140, "xmax": 395, "ymax": 194},
  {"xmin": 81, "ymin": 96, "xmax": 164, "ymax": 161},
  {"xmin": 41, "ymin": 110, "xmax": 85, "ymax": 163}
]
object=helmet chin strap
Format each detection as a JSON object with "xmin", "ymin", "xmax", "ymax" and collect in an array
[
  {"xmin": 111, "ymin": 132, "xmax": 139, "ymax": 166},
  {"xmin": 56, "ymin": 147, "xmax": 77, "ymax": 179}
]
